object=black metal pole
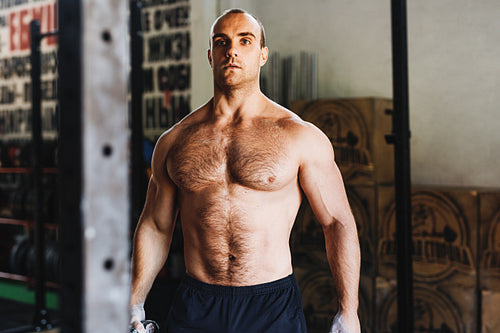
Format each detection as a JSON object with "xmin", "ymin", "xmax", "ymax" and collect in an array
[
  {"xmin": 30, "ymin": 20, "xmax": 51, "ymax": 331},
  {"xmin": 389, "ymin": 0, "xmax": 414, "ymax": 332},
  {"xmin": 129, "ymin": 0, "xmax": 147, "ymax": 230},
  {"xmin": 57, "ymin": 0, "xmax": 84, "ymax": 331}
]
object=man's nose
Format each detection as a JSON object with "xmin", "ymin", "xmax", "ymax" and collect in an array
[{"xmin": 226, "ymin": 42, "xmax": 238, "ymax": 57}]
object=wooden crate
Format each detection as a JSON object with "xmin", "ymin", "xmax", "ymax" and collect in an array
[
  {"xmin": 479, "ymin": 190, "xmax": 500, "ymax": 289},
  {"xmin": 478, "ymin": 190, "xmax": 500, "ymax": 332},
  {"xmin": 292, "ymin": 183, "xmax": 498, "ymax": 332},
  {"xmin": 375, "ymin": 279, "xmax": 471, "ymax": 333},
  {"xmin": 377, "ymin": 186, "xmax": 480, "ymax": 333},
  {"xmin": 378, "ymin": 187, "xmax": 478, "ymax": 283},
  {"xmin": 290, "ymin": 98, "xmax": 394, "ymax": 186},
  {"xmin": 481, "ymin": 290, "xmax": 500, "ymax": 333}
]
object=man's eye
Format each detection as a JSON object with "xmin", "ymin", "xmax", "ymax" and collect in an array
[
  {"xmin": 215, "ymin": 40, "xmax": 226, "ymax": 46},
  {"xmin": 241, "ymin": 39, "xmax": 251, "ymax": 45}
]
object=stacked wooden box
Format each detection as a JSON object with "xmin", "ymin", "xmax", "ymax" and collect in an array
[
  {"xmin": 290, "ymin": 98, "xmax": 500, "ymax": 333},
  {"xmin": 479, "ymin": 191, "xmax": 500, "ymax": 333}
]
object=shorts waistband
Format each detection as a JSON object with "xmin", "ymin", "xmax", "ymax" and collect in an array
[{"xmin": 181, "ymin": 273, "xmax": 298, "ymax": 296}]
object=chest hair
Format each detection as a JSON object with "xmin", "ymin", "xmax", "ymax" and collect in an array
[{"xmin": 169, "ymin": 119, "xmax": 291, "ymax": 192}]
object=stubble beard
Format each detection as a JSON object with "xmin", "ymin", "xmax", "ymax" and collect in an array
[{"xmin": 214, "ymin": 67, "xmax": 260, "ymax": 95}]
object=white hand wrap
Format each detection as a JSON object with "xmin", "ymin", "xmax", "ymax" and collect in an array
[
  {"xmin": 130, "ymin": 303, "xmax": 146, "ymax": 331},
  {"xmin": 329, "ymin": 312, "xmax": 352, "ymax": 333}
]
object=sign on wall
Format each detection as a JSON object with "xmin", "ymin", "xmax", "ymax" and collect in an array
[
  {"xmin": 141, "ymin": 0, "xmax": 191, "ymax": 140},
  {"xmin": 0, "ymin": 0, "xmax": 58, "ymax": 141},
  {"xmin": 0, "ymin": 0, "xmax": 192, "ymax": 142}
]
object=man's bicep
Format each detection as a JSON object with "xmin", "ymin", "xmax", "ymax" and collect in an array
[
  {"xmin": 138, "ymin": 174, "xmax": 176, "ymax": 232},
  {"xmin": 155, "ymin": 179, "xmax": 178, "ymax": 233},
  {"xmin": 141, "ymin": 135, "xmax": 178, "ymax": 233},
  {"xmin": 298, "ymin": 130, "xmax": 353, "ymax": 227}
]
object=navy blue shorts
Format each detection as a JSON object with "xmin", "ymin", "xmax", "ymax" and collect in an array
[{"xmin": 166, "ymin": 273, "xmax": 307, "ymax": 333}]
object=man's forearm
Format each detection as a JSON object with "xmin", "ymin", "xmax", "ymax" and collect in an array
[
  {"xmin": 130, "ymin": 220, "xmax": 171, "ymax": 306},
  {"xmin": 323, "ymin": 220, "xmax": 360, "ymax": 312}
]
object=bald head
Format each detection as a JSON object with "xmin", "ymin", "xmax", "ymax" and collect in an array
[{"xmin": 210, "ymin": 8, "xmax": 266, "ymax": 49}]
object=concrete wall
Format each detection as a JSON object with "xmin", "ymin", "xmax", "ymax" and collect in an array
[{"xmin": 190, "ymin": 0, "xmax": 500, "ymax": 188}]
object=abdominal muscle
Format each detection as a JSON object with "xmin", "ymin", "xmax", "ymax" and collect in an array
[{"xmin": 178, "ymin": 182, "xmax": 301, "ymax": 286}]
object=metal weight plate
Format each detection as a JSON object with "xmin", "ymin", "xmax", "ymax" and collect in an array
[
  {"xmin": 9, "ymin": 235, "xmax": 30, "ymax": 275},
  {"xmin": 25, "ymin": 245, "xmax": 36, "ymax": 277},
  {"xmin": 45, "ymin": 241, "xmax": 59, "ymax": 282}
]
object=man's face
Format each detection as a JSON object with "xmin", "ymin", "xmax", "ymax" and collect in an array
[{"xmin": 208, "ymin": 13, "xmax": 268, "ymax": 90}]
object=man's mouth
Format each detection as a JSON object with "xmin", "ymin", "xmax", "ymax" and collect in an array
[{"xmin": 224, "ymin": 63, "xmax": 241, "ymax": 69}]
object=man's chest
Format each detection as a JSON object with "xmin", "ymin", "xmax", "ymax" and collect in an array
[{"xmin": 167, "ymin": 123, "xmax": 297, "ymax": 192}]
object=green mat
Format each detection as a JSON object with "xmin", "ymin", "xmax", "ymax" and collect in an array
[{"xmin": 0, "ymin": 279, "xmax": 58, "ymax": 309}]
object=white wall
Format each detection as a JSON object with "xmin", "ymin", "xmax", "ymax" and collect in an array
[
  {"xmin": 407, "ymin": 0, "xmax": 500, "ymax": 187},
  {"xmin": 190, "ymin": 0, "xmax": 217, "ymax": 108},
  {"xmin": 191, "ymin": 0, "xmax": 500, "ymax": 188}
]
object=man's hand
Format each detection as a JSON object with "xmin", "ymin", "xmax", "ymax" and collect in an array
[
  {"xmin": 130, "ymin": 303, "xmax": 146, "ymax": 333},
  {"xmin": 329, "ymin": 311, "xmax": 361, "ymax": 333}
]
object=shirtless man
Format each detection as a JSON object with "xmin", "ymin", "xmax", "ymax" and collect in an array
[{"xmin": 130, "ymin": 8, "xmax": 361, "ymax": 333}]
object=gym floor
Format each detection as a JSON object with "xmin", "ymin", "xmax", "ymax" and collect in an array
[{"xmin": 0, "ymin": 298, "xmax": 59, "ymax": 333}]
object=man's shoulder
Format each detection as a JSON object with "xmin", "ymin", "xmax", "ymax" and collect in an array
[
  {"xmin": 266, "ymin": 108, "xmax": 332, "ymax": 164},
  {"xmin": 267, "ymin": 101, "xmax": 328, "ymax": 143},
  {"xmin": 264, "ymin": 100, "xmax": 305, "ymax": 129},
  {"xmin": 156, "ymin": 103, "xmax": 209, "ymax": 145}
]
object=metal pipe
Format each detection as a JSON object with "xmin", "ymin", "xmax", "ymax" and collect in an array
[
  {"xmin": 30, "ymin": 20, "xmax": 59, "ymax": 331},
  {"xmin": 57, "ymin": 0, "xmax": 84, "ymax": 331},
  {"xmin": 130, "ymin": 0, "xmax": 147, "ymax": 229},
  {"xmin": 30, "ymin": 20, "xmax": 50, "ymax": 331},
  {"xmin": 389, "ymin": 0, "xmax": 414, "ymax": 331}
]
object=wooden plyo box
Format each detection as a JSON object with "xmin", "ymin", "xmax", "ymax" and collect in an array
[
  {"xmin": 479, "ymin": 190, "xmax": 500, "ymax": 332},
  {"xmin": 375, "ymin": 279, "xmax": 475, "ymax": 333},
  {"xmin": 290, "ymin": 98, "xmax": 394, "ymax": 186},
  {"xmin": 292, "ymin": 184, "xmax": 499, "ymax": 332},
  {"xmin": 378, "ymin": 186, "xmax": 478, "ymax": 283},
  {"xmin": 377, "ymin": 186, "xmax": 480, "ymax": 333},
  {"xmin": 479, "ymin": 190, "xmax": 500, "ymax": 290}
]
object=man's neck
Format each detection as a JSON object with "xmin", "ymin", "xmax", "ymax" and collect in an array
[{"xmin": 211, "ymin": 85, "xmax": 266, "ymax": 120}]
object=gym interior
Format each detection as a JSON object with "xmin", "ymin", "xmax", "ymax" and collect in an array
[{"xmin": 0, "ymin": 0, "xmax": 499, "ymax": 332}]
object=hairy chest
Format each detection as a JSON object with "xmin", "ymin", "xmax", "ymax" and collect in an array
[{"xmin": 167, "ymin": 122, "xmax": 296, "ymax": 192}]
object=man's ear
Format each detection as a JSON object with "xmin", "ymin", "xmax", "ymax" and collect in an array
[
  {"xmin": 208, "ymin": 49, "xmax": 212, "ymax": 67},
  {"xmin": 260, "ymin": 47, "xmax": 269, "ymax": 67}
]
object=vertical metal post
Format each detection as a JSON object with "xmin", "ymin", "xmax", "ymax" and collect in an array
[
  {"xmin": 389, "ymin": 0, "xmax": 414, "ymax": 332},
  {"xmin": 59, "ymin": 0, "xmax": 130, "ymax": 332},
  {"xmin": 80, "ymin": 0, "xmax": 131, "ymax": 332},
  {"xmin": 30, "ymin": 19, "xmax": 51, "ymax": 331},
  {"xmin": 130, "ymin": 0, "xmax": 147, "ymax": 227},
  {"xmin": 58, "ymin": 0, "xmax": 84, "ymax": 332}
]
